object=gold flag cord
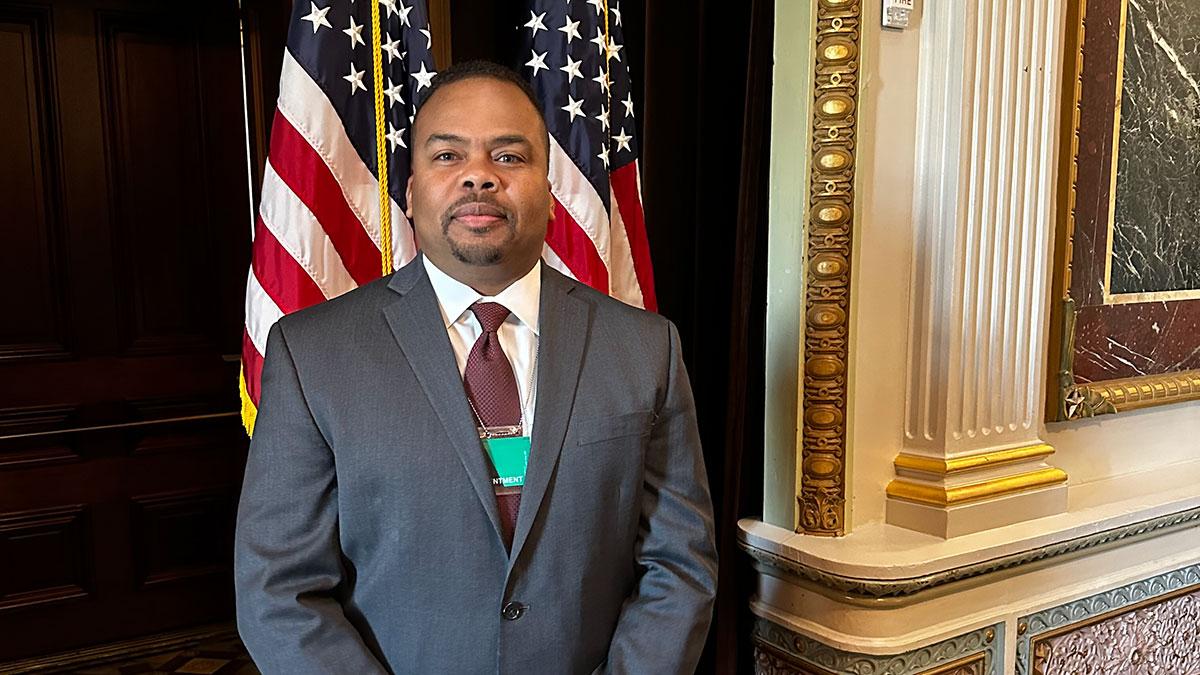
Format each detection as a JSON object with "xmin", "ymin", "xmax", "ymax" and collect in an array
[{"xmin": 370, "ymin": 0, "xmax": 393, "ymax": 276}]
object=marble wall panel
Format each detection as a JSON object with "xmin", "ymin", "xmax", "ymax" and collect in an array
[
  {"xmin": 1110, "ymin": 0, "xmax": 1200, "ymax": 296},
  {"xmin": 1056, "ymin": 0, "xmax": 1200, "ymax": 395}
]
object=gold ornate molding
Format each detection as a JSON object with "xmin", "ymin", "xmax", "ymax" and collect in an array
[
  {"xmin": 798, "ymin": 0, "xmax": 861, "ymax": 537},
  {"xmin": 893, "ymin": 444, "xmax": 1055, "ymax": 476},
  {"xmin": 887, "ymin": 467, "xmax": 1068, "ymax": 507},
  {"xmin": 1056, "ymin": 299, "xmax": 1200, "ymax": 419}
]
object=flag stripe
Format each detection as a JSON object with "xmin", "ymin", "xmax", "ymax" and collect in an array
[
  {"xmin": 605, "ymin": 183, "xmax": 646, "ymax": 309},
  {"xmin": 268, "ymin": 110, "xmax": 381, "ymax": 286},
  {"xmin": 549, "ymin": 135, "xmax": 611, "ymax": 269},
  {"xmin": 252, "ymin": 215, "xmax": 327, "ymax": 313},
  {"xmin": 242, "ymin": 331, "xmax": 265, "ymax": 406},
  {"xmin": 549, "ymin": 199, "xmax": 610, "ymax": 294},
  {"xmin": 276, "ymin": 51, "xmax": 414, "ymax": 261},
  {"xmin": 541, "ymin": 242, "xmax": 576, "ymax": 280},
  {"xmin": 260, "ymin": 160, "xmax": 358, "ymax": 299},
  {"xmin": 245, "ymin": 269, "xmax": 284, "ymax": 358},
  {"xmin": 611, "ymin": 161, "xmax": 657, "ymax": 312}
]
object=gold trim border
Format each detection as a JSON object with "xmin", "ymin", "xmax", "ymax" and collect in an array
[
  {"xmin": 894, "ymin": 444, "xmax": 1055, "ymax": 476},
  {"xmin": 887, "ymin": 467, "xmax": 1068, "ymax": 507},
  {"xmin": 798, "ymin": 0, "xmax": 861, "ymax": 537},
  {"xmin": 1065, "ymin": 369, "xmax": 1200, "ymax": 419}
]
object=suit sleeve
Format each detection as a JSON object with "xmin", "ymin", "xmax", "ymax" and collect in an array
[
  {"xmin": 603, "ymin": 320, "xmax": 718, "ymax": 674},
  {"xmin": 234, "ymin": 322, "xmax": 388, "ymax": 674}
]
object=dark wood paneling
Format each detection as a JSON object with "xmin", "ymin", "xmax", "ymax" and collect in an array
[
  {"xmin": 98, "ymin": 12, "xmax": 217, "ymax": 356},
  {"xmin": 0, "ymin": 405, "xmax": 80, "ymax": 470},
  {"xmin": 0, "ymin": 0, "xmax": 250, "ymax": 660},
  {"xmin": 0, "ymin": 6, "xmax": 70, "ymax": 362},
  {"xmin": 0, "ymin": 505, "xmax": 90, "ymax": 612},
  {"xmin": 131, "ymin": 489, "xmax": 234, "ymax": 588}
]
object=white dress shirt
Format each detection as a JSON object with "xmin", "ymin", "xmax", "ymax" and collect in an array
[{"xmin": 423, "ymin": 256, "xmax": 540, "ymax": 433}]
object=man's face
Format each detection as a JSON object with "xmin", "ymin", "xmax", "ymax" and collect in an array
[{"xmin": 406, "ymin": 77, "xmax": 552, "ymax": 276}]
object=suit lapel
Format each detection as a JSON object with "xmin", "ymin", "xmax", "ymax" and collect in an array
[
  {"xmin": 381, "ymin": 257, "xmax": 506, "ymax": 544},
  {"xmin": 509, "ymin": 267, "xmax": 590, "ymax": 563}
]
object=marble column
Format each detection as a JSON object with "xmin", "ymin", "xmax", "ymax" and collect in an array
[{"xmin": 887, "ymin": 0, "xmax": 1069, "ymax": 537}]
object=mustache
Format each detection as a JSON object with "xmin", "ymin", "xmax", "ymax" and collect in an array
[{"xmin": 441, "ymin": 194, "xmax": 511, "ymax": 226}]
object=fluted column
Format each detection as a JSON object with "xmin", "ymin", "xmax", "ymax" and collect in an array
[{"xmin": 887, "ymin": 0, "xmax": 1070, "ymax": 537}]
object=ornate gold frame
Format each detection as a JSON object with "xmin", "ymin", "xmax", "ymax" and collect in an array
[
  {"xmin": 1047, "ymin": 0, "xmax": 1200, "ymax": 421},
  {"xmin": 798, "ymin": 0, "xmax": 861, "ymax": 536}
]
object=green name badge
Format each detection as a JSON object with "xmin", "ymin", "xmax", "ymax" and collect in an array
[{"xmin": 483, "ymin": 436, "xmax": 530, "ymax": 488}]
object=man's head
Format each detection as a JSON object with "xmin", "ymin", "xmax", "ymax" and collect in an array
[{"xmin": 406, "ymin": 61, "xmax": 552, "ymax": 293}]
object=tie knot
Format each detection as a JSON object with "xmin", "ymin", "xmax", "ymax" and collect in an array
[{"xmin": 470, "ymin": 302, "xmax": 511, "ymax": 333}]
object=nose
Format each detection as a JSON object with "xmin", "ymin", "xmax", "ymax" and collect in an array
[{"xmin": 460, "ymin": 156, "xmax": 498, "ymax": 192}]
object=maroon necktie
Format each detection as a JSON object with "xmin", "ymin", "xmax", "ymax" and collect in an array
[{"xmin": 463, "ymin": 301, "xmax": 522, "ymax": 549}]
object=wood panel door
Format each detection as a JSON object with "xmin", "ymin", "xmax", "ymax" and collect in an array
[{"xmin": 0, "ymin": 0, "xmax": 252, "ymax": 660}]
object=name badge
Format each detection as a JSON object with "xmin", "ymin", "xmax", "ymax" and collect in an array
[{"xmin": 483, "ymin": 435, "xmax": 531, "ymax": 488}]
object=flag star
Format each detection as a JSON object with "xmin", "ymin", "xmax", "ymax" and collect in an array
[
  {"xmin": 590, "ymin": 27, "xmax": 607, "ymax": 56},
  {"xmin": 595, "ymin": 106, "xmax": 609, "ymax": 131},
  {"xmin": 587, "ymin": 0, "xmax": 604, "ymax": 15},
  {"xmin": 622, "ymin": 92, "xmax": 635, "ymax": 118},
  {"xmin": 379, "ymin": 0, "xmax": 397, "ymax": 17},
  {"xmin": 597, "ymin": 145, "xmax": 610, "ymax": 168},
  {"xmin": 384, "ymin": 78, "xmax": 404, "ymax": 108},
  {"xmin": 558, "ymin": 17, "xmax": 581, "ymax": 43},
  {"xmin": 420, "ymin": 28, "xmax": 431, "ymax": 49},
  {"xmin": 344, "ymin": 62, "xmax": 367, "ymax": 94},
  {"xmin": 606, "ymin": 37, "xmax": 623, "ymax": 62},
  {"xmin": 592, "ymin": 68, "xmax": 610, "ymax": 94},
  {"xmin": 380, "ymin": 33, "xmax": 401, "ymax": 61},
  {"xmin": 386, "ymin": 124, "xmax": 407, "ymax": 150},
  {"xmin": 560, "ymin": 55, "xmax": 583, "ymax": 82},
  {"xmin": 614, "ymin": 127, "xmax": 632, "ymax": 152},
  {"xmin": 612, "ymin": 5, "xmax": 622, "ymax": 26},
  {"xmin": 561, "ymin": 96, "xmax": 585, "ymax": 122},
  {"xmin": 526, "ymin": 49, "xmax": 549, "ymax": 77},
  {"xmin": 301, "ymin": 2, "xmax": 332, "ymax": 33},
  {"xmin": 397, "ymin": 1, "xmax": 414, "ymax": 26},
  {"xmin": 524, "ymin": 10, "xmax": 548, "ymax": 36},
  {"xmin": 343, "ymin": 16, "xmax": 365, "ymax": 49},
  {"xmin": 412, "ymin": 62, "xmax": 436, "ymax": 90}
]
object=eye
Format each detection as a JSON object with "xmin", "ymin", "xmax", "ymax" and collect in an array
[
  {"xmin": 433, "ymin": 151, "xmax": 457, "ymax": 161},
  {"xmin": 496, "ymin": 153, "xmax": 524, "ymax": 164}
]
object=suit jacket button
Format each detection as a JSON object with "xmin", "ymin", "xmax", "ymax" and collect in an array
[{"xmin": 501, "ymin": 601, "xmax": 526, "ymax": 621}]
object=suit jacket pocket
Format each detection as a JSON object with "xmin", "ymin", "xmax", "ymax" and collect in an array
[{"xmin": 573, "ymin": 410, "xmax": 655, "ymax": 446}]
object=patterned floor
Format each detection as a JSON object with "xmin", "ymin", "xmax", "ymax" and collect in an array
[
  {"xmin": 0, "ymin": 628, "xmax": 257, "ymax": 675},
  {"xmin": 70, "ymin": 634, "xmax": 257, "ymax": 675}
]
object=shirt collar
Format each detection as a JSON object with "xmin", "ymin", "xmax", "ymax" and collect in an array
[{"xmin": 423, "ymin": 256, "xmax": 541, "ymax": 335}]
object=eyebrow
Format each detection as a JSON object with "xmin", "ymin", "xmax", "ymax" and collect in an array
[{"xmin": 424, "ymin": 133, "xmax": 533, "ymax": 149}]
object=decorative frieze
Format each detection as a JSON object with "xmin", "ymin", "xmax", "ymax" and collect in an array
[
  {"xmin": 753, "ymin": 618, "xmax": 999, "ymax": 675},
  {"xmin": 1016, "ymin": 563, "xmax": 1200, "ymax": 675}
]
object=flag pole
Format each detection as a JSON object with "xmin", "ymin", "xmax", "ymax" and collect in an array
[{"xmin": 370, "ymin": 1, "xmax": 393, "ymax": 276}]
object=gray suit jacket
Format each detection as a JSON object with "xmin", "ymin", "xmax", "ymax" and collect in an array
[{"xmin": 234, "ymin": 257, "xmax": 717, "ymax": 674}]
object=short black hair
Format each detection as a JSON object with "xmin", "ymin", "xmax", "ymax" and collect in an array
[{"xmin": 413, "ymin": 60, "xmax": 549, "ymax": 153}]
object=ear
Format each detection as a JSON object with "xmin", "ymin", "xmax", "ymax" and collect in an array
[
  {"xmin": 405, "ymin": 176, "xmax": 415, "ymax": 219},
  {"xmin": 546, "ymin": 180, "xmax": 554, "ymax": 221}
]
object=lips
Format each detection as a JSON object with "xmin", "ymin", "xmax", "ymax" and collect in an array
[{"xmin": 452, "ymin": 202, "xmax": 506, "ymax": 219}]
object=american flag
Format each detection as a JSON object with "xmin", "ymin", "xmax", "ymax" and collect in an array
[
  {"xmin": 240, "ymin": 0, "xmax": 434, "ymax": 432},
  {"xmin": 519, "ymin": 0, "xmax": 657, "ymax": 311}
]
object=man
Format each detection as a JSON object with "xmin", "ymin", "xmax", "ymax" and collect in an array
[{"xmin": 234, "ymin": 61, "xmax": 717, "ymax": 674}]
